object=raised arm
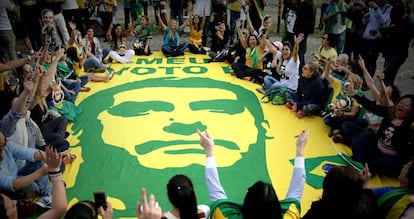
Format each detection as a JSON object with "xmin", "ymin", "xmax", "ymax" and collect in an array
[
  {"xmin": 180, "ymin": 11, "xmax": 192, "ymax": 31},
  {"xmin": 358, "ymin": 55, "xmax": 381, "ymax": 102},
  {"xmin": 236, "ymin": 19, "xmax": 248, "ymax": 49},
  {"xmin": 323, "ymin": 58, "xmax": 335, "ymax": 84},
  {"xmin": 293, "ymin": 33, "xmax": 304, "ymax": 63},
  {"xmin": 245, "ymin": 11, "xmax": 256, "ymax": 34},
  {"xmin": 285, "ymin": 129, "xmax": 309, "ymax": 201},
  {"xmin": 197, "ymin": 129, "xmax": 228, "ymax": 202},
  {"xmin": 156, "ymin": 12, "xmax": 167, "ymax": 30},
  {"xmin": 68, "ymin": 21, "xmax": 77, "ymax": 46},
  {"xmin": 200, "ymin": 6, "xmax": 207, "ymax": 29},
  {"xmin": 39, "ymin": 146, "xmax": 67, "ymax": 219}
]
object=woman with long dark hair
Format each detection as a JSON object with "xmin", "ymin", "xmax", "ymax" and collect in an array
[
  {"xmin": 164, "ymin": 174, "xmax": 209, "ymax": 219},
  {"xmin": 351, "ymin": 93, "xmax": 414, "ymax": 177},
  {"xmin": 188, "ymin": 6, "xmax": 207, "ymax": 54},
  {"xmin": 303, "ymin": 165, "xmax": 378, "ymax": 219}
]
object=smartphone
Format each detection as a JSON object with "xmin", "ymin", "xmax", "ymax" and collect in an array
[{"xmin": 93, "ymin": 190, "xmax": 107, "ymax": 210}]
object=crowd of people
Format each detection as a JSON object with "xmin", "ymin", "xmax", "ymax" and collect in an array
[{"xmin": 0, "ymin": 0, "xmax": 414, "ymax": 218}]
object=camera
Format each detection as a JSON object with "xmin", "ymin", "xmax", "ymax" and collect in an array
[{"xmin": 93, "ymin": 191, "xmax": 107, "ymax": 210}]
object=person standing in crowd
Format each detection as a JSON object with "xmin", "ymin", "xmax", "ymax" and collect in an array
[
  {"xmin": 246, "ymin": 0, "xmax": 268, "ymax": 31},
  {"xmin": 318, "ymin": 0, "xmax": 330, "ymax": 30},
  {"xmin": 322, "ymin": 0, "xmax": 348, "ymax": 54},
  {"xmin": 284, "ymin": 0, "xmax": 314, "ymax": 73},
  {"xmin": 77, "ymin": 0, "xmax": 91, "ymax": 33},
  {"xmin": 228, "ymin": 0, "xmax": 241, "ymax": 45},
  {"xmin": 62, "ymin": 0, "xmax": 83, "ymax": 34},
  {"xmin": 380, "ymin": 2, "xmax": 414, "ymax": 86},
  {"xmin": 18, "ymin": 0, "xmax": 42, "ymax": 50},
  {"xmin": 359, "ymin": 0, "xmax": 392, "ymax": 77},
  {"xmin": 152, "ymin": 0, "xmax": 161, "ymax": 26},
  {"xmin": 0, "ymin": 0, "xmax": 17, "ymax": 61},
  {"xmin": 124, "ymin": 0, "xmax": 131, "ymax": 29},
  {"xmin": 343, "ymin": 0, "xmax": 366, "ymax": 62},
  {"xmin": 169, "ymin": 0, "xmax": 183, "ymax": 25},
  {"xmin": 7, "ymin": 0, "xmax": 35, "ymax": 58},
  {"xmin": 140, "ymin": 0, "xmax": 148, "ymax": 17},
  {"xmin": 95, "ymin": 0, "xmax": 115, "ymax": 36}
]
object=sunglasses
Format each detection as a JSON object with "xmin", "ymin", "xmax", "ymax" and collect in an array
[{"xmin": 23, "ymin": 68, "xmax": 33, "ymax": 73}]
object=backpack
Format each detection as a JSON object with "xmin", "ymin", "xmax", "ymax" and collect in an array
[{"xmin": 261, "ymin": 87, "xmax": 288, "ymax": 105}]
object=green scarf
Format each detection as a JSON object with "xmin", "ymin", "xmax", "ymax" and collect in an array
[{"xmin": 247, "ymin": 47, "xmax": 259, "ymax": 68}]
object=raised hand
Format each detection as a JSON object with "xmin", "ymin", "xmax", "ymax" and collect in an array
[
  {"xmin": 45, "ymin": 146, "xmax": 62, "ymax": 172},
  {"xmin": 196, "ymin": 129, "xmax": 214, "ymax": 157},
  {"xmin": 68, "ymin": 21, "xmax": 76, "ymax": 31},
  {"xmin": 136, "ymin": 188, "xmax": 162, "ymax": 219},
  {"xmin": 294, "ymin": 33, "xmax": 305, "ymax": 44},
  {"xmin": 295, "ymin": 128, "xmax": 310, "ymax": 157}
]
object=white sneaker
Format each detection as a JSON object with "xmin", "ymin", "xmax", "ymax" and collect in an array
[{"xmin": 35, "ymin": 196, "xmax": 52, "ymax": 209}]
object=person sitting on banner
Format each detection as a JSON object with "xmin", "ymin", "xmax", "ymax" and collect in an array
[
  {"xmin": 350, "ymin": 92, "xmax": 414, "ymax": 177},
  {"xmin": 163, "ymin": 174, "xmax": 210, "ymax": 219},
  {"xmin": 302, "ymin": 164, "xmax": 379, "ymax": 219},
  {"xmin": 230, "ymin": 19, "xmax": 276, "ymax": 84},
  {"xmin": 197, "ymin": 128, "xmax": 309, "ymax": 219},
  {"xmin": 131, "ymin": 16, "xmax": 153, "ymax": 56},
  {"xmin": 106, "ymin": 23, "xmax": 135, "ymax": 64},
  {"xmin": 257, "ymin": 34, "xmax": 304, "ymax": 104},
  {"xmin": 208, "ymin": 21, "xmax": 230, "ymax": 61},
  {"xmin": 285, "ymin": 61, "xmax": 325, "ymax": 118},
  {"xmin": 157, "ymin": 11, "xmax": 190, "ymax": 57},
  {"xmin": 188, "ymin": 4, "xmax": 207, "ymax": 55},
  {"xmin": 0, "ymin": 146, "xmax": 67, "ymax": 218},
  {"xmin": 371, "ymin": 160, "xmax": 414, "ymax": 219}
]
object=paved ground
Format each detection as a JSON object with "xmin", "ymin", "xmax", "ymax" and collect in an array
[
  {"xmin": 106, "ymin": 2, "xmax": 413, "ymax": 95},
  {"xmin": 15, "ymin": 2, "xmax": 409, "ymax": 94}
]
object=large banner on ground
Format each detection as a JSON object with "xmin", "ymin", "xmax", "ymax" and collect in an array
[{"xmin": 63, "ymin": 52, "xmax": 396, "ymax": 218}]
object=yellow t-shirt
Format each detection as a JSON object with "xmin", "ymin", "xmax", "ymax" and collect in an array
[
  {"xmin": 318, "ymin": 46, "xmax": 338, "ymax": 61},
  {"xmin": 189, "ymin": 25, "xmax": 203, "ymax": 47}
]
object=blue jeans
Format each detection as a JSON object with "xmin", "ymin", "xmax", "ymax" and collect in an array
[
  {"xmin": 162, "ymin": 43, "xmax": 187, "ymax": 56},
  {"xmin": 336, "ymin": 31, "xmax": 346, "ymax": 54},
  {"xmin": 229, "ymin": 10, "xmax": 241, "ymax": 42},
  {"xmin": 17, "ymin": 161, "xmax": 51, "ymax": 196},
  {"xmin": 83, "ymin": 55, "xmax": 106, "ymax": 72},
  {"xmin": 62, "ymin": 75, "xmax": 90, "ymax": 103}
]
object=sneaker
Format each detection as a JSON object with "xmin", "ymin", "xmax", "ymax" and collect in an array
[
  {"xmin": 296, "ymin": 111, "xmax": 305, "ymax": 118},
  {"xmin": 285, "ymin": 102, "xmax": 292, "ymax": 109},
  {"xmin": 35, "ymin": 196, "xmax": 52, "ymax": 209}
]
